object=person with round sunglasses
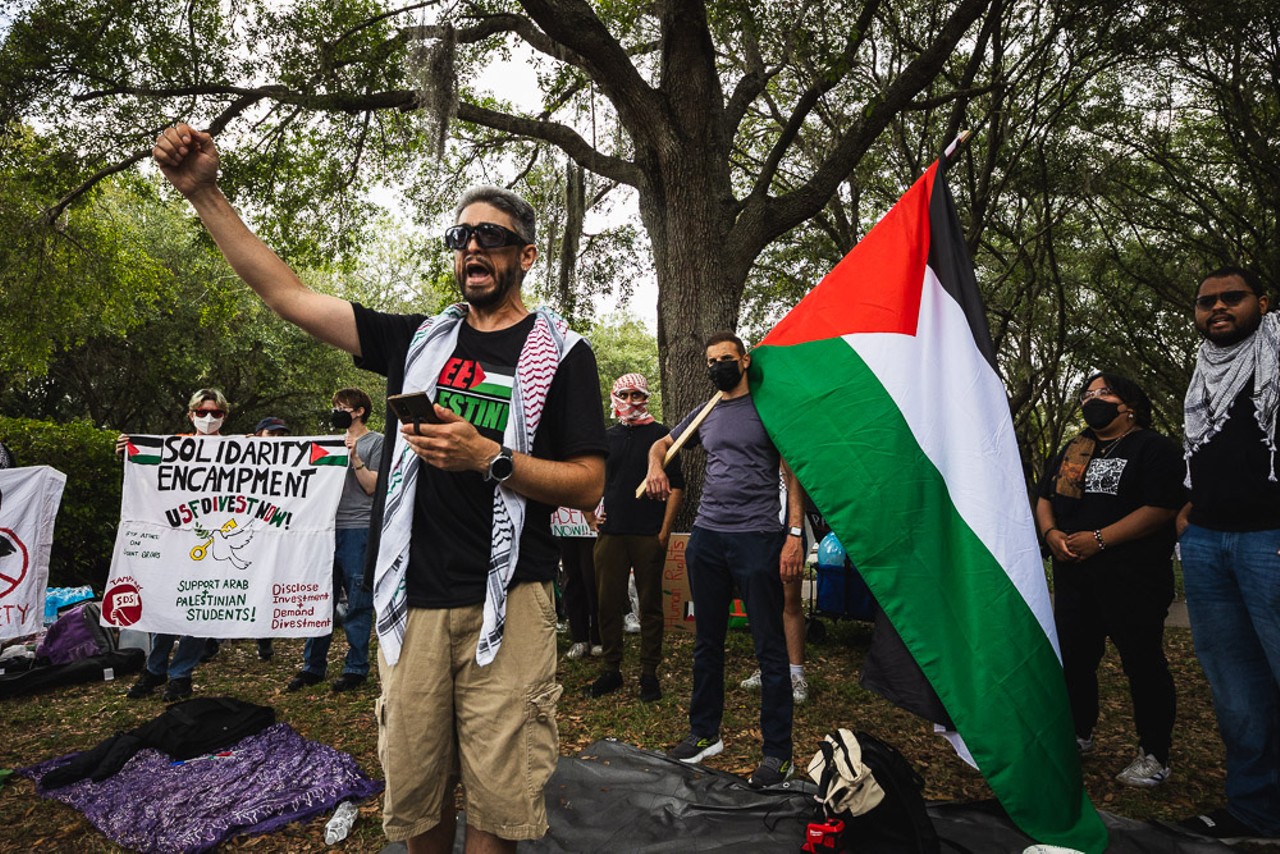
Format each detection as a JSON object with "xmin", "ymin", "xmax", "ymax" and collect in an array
[
  {"xmin": 1034, "ymin": 372, "xmax": 1185, "ymax": 788},
  {"xmin": 118, "ymin": 387, "xmax": 229, "ymax": 703}
]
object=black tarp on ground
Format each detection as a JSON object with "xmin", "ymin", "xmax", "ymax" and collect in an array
[{"xmin": 383, "ymin": 739, "xmax": 1230, "ymax": 853}]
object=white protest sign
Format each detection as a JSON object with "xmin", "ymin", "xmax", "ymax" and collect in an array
[
  {"xmin": 0, "ymin": 466, "xmax": 67, "ymax": 639},
  {"xmin": 102, "ymin": 435, "xmax": 348, "ymax": 637},
  {"xmin": 550, "ymin": 506, "xmax": 595, "ymax": 538}
]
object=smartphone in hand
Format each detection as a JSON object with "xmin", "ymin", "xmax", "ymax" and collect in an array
[{"xmin": 387, "ymin": 391, "xmax": 442, "ymax": 425}]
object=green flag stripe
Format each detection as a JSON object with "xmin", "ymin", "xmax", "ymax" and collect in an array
[
  {"xmin": 753, "ymin": 336, "xmax": 1104, "ymax": 852},
  {"xmin": 312, "ymin": 456, "xmax": 349, "ymax": 466}
]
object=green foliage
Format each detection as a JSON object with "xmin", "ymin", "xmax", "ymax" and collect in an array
[{"xmin": 0, "ymin": 416, "xmax": 121, "ymax": 590}]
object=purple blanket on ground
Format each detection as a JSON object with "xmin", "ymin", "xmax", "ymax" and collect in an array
[{"xmin": 22, "ymin": 722, "xmax": 382, "ymax": 853}]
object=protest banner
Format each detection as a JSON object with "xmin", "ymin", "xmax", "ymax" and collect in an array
[
  {"xmin": 550, "ymin": 506, "xmax": 595, "ymax": 538},
  {"xmin": 0, "ymin": 466, "xmax": 68, "ymax": 640},
  {"xmin": 103, "ymin": 435, "xmax": 348, "ymax": 638}
]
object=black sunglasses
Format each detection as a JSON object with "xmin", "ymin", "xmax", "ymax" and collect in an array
[
  {"xmin": 444, "ymin": 222, "xmax": 529, "ymax": 251},
  {"xmin": 1195, "ymin": 290, "xmax": 1253, "ymax": 310},
  {"xmin": 193, "ymin": 408, "xmax": 225, "ymax": 419}
]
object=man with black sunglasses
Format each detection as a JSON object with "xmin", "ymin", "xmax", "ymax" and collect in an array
[
  {"xmin": 153, "ymin": 123, "xmax": 606, "ymax": 853},
  {"xmin": 1176, "ymin": 266, "xmax": 1280, "ymax": 844}
]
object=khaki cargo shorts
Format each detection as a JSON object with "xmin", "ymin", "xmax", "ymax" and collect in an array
[{"xmin": 376, "ymin": 581, "xmax": 562, "ymax": 842}]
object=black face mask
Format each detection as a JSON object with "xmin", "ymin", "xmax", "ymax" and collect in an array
[
  {"xmin": 330, "ymin": 409, "xmax": 353, "ymax": 429},
  {"xmin": 708, "ymin": 359, "xmax": 743, "ymax": 392},
  {"xmin": 1082, "ymin": 400, "xmax": 1121, "ymax": 431}
]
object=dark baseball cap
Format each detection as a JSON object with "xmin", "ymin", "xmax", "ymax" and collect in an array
[{"xmin": 254, "ymin": 417, "xmax": 289, "ymax": 435}]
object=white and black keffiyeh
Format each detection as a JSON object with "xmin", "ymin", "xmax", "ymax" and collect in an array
[
  {"xmin": 373, "ymin": 304, "xmax": 581, "ymax": 666},
  {"xmin": 1184, "ymin": 311, "xmax": 1280, "ymax": 484}
]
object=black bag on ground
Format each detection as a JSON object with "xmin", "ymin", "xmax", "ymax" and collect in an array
[
  {"xmin": 846, "ymin": 730, "xmax": 939, "ymax": 853},
  {"xmin": 809, "ymin": 728, "xmax": 939, "ymax": 854}
]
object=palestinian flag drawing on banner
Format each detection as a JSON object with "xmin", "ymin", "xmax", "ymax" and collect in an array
[
  {"xmin": 124, "ymin": 436, "xmax": 164, "ymax": 466},
  {"xmin": 749, "ymin": 149, "xmax": 1108, "ymax": 852},
  {"xmin": 309, "ymin": 440, "xmax": 349, "ymax": 467}
]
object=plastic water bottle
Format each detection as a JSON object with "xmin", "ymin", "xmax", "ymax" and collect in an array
[{"xmin": 324, "ymin": 801, "xmax": 359, "ymax": 845}]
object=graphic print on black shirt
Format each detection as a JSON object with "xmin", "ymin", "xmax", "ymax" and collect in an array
[
  {"xmin": 436, "ymin": 357, "xmax": 514, "ymax": 433},
  {"xmin": 351, "ymin": 305, "xmax": 607, "ymax": 609}
]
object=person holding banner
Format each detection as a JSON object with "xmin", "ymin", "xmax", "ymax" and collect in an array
[
  {"xmin": 122, "ymin": 387, "xmax": 229, "ymax": 703},
  {"xmin": 286, "ymin": 388, "xmax": 382, "ymax": 693},
  {"xmin": 553, "ymin": 506, "xmax": 601, "ymax": 661},
  {"xmin": 152, "ymin": 124, "xmax": 606, "ymax": 853}
]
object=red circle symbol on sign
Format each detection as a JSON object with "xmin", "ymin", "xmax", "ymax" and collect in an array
[
  {"xmin": 103, "ymin": 582, "xmax": 144, "ymax": 626},
  {"xmin": 0, "ymin": 527, "xmax": 30, "ymax": 600}
]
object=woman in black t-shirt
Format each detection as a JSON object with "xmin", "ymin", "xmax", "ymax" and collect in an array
[{"xmin": 1034, "ymin": 372, "xmax": 1185, "ymax": 789}]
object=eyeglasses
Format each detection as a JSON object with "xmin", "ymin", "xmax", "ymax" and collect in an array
[
  {"xmin": 193, "ymin": 408, "xmax": 225, "ymax": 418},
  {"xmin": 444, "ymin": 222, "xmax": 529, "ymax": 251},
  {"xmin": 1195, "ymin": 290, "xmax": 1253, "ymax": 310},
  {"xmin": 1079, "ymin": 388, "xmax": 1115, "ymax": 403},
  {"xmin": 617, "ymin": 391, "xmax": 648, "ymax": 401}
]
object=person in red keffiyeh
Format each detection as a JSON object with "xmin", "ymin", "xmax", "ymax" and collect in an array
[{"xmin": 587, "ymin": 373, "xmax": 684, "ymax": 703}]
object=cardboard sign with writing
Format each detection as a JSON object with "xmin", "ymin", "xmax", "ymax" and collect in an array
[{"xmin": 662, "ymin": 533, "xmax": 694, "ymax": 634}]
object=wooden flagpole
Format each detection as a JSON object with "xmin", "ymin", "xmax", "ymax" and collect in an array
[{"xmin": 634, "ymin": 390, "xmax": 724, "ymax": 498}]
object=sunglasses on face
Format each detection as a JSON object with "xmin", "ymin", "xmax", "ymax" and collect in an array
[
  {"xmin": 1195, "ymin": 290, "xmax": 1253, "ymax": 310},
  {"xmin": 193, "ymin": 409, "xmax": 225, "ymax": 418},
  {"xmin": 444, "ymin": 222, "xmax": 528, "ymax": 251}
]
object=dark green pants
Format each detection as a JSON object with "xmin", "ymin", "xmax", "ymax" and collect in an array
[{"xmin": 593, "ymin": 534, "xmax": 667, "ymax": 674}]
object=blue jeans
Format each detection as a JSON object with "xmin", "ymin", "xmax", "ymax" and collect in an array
[
  {"xmin": 1180, "ymin": 524, "xmax": 1280, "ymax": 833},
  {"xmin": 686, "ymin": 526, "xmax": 792, "ymax": 760},
  {"xmin": 303, "ymin": 527, "xmax": 373, "ymax": 677},
  {"xmin": 145, "ymin": 634, "xmax": 204, "ymax": 681}
]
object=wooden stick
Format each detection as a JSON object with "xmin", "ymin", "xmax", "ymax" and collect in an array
[{"xmin": 635, "ymin": 391, "xmax": 724, "ymax": 498}]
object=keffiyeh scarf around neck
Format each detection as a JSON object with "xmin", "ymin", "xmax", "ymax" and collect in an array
[
  {"xmin": 373, "ymin": 304, "xmax": 581, "ymax": 666},
  {"xmin": 1184, "ymin": 311, "xmax": 1280, "ymax": 484}
]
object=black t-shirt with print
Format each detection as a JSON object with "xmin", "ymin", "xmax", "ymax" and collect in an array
[
  {"xmin": 352, "ymin": 304, "xmax": 607, "ymax": 608},
  {"xmin": 1037, "ymin": 428, "xmax": 1186, "ymax": 575},
  {"xmin": 1188, "ymin": 380, "xmax": 1280, "ymax": 531}
]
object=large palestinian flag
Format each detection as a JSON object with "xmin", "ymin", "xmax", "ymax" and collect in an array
[{"xmin": 749, "ymin": 154, "xmax": 1107, "ymax": 852}]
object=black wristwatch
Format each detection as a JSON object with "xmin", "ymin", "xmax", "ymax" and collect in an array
[{"xmin": 485, "ymin": 446, "xmax": 515, "ymax": 484}]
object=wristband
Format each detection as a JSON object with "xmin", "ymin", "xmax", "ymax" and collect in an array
[
  {"xmin": 1093, "ymin": 529, "xmax": 1106, "ymax": 550},
  {"xmin": 1043, "ymin": 527, "xmax": 1059, "ymax": 539},
  {"xmin": 354, "ymin": 462, "xmax": 366, "ymax": 471}
]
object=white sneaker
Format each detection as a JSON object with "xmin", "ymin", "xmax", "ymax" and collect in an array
[
  {"xmin": 1115, "ymin": 750, "xmax": 1169, "ymax": 787},
  {"xmin": 623, "ymin": 612, "xmax": 642, "ymax": 634},
  {"xmin": 590, "ymin": 644, "xmax": 604, "ymax": 657},
  {"xmin": 740, "ymin": 669, "xmax": 762, "ymax": 690},
  {"xmin": 1076, "ymin": 735, "xmax": 1094, "ymax": 755},
  {"xmin": 565, "ymin": 642, "xmax": 589, "ymax": 660},
  {"xmin": 791, "ymin": 673, "xmax": 809, "ymax": 704}
]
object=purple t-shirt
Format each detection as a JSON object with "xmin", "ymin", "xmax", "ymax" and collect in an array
[{"xmin": 672, "ymin": 394, "xmax": 783, "ymax": 533}]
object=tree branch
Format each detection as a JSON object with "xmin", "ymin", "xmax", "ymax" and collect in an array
[
  {"xmin": 456, "ymin": 102, "xmax": 641, "ymax": 185},
  {"xmin": 738, "ymin": 0, "xmax": 992, "ymax": 265},
  {"xmin": 40, "ymin": 93, "xmax": 264, "ymax": 225}
]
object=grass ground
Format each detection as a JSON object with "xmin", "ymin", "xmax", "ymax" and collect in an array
[{"xmin": 0, "ymin": 615, "xmax": 1240, "ymax": 852}]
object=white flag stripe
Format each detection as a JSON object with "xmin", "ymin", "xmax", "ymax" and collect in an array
[{"xmin": 844, "ymin": 267, "xmax": 1058, "ymax": 654}]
